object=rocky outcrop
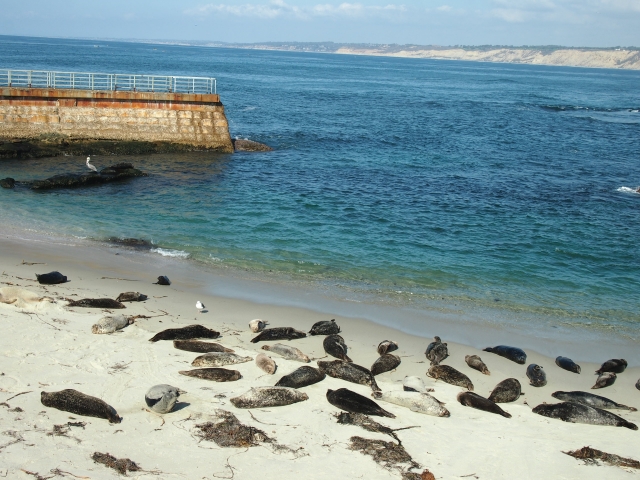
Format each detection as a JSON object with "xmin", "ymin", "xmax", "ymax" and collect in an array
[
  {"xmin": 232, "ymin": 139, "xmax": 273, "ymax": 152},
  {"xmin": 0, "ymin": 177, "xmax": 15, "ymax": 188},
  {"xmin": 28, "ymin": 163, "xmax": 147, "ymax": 190}
]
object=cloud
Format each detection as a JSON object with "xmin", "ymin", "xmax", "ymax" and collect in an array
[
  {"xmin": 489, "ymin": 0, "xmax": 640, "ymax": 23},
  {"xmin": 436, "ymin": 5, "xmax": 452, "ymax": 12}
]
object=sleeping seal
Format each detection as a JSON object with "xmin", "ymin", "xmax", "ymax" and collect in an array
[
  {"xmin": 555, "ymin": 356, "xmax": 581, "ymax": 374},
  {"xmin": 527, "ymin": 364, "xmax": 547, "ymax": 387},
  {"xmin": 41, "ymin": 389, "xmax": 121, "ymax": 423},
  {"xmin": 155, "ymin": 276, "xmax": 171, "ymax": 285},
  {"xmin": 149, "ymin": 325, "xmax": 220, "ymax": 342},
  {"xmin": 327, "ymin": 388, "xmax": 395, "ymax": 418},
  {"xmin": 596, "ymin": 359, "xmax": 627, "ymax": 374},
  {"xmin": 275, "ymin": 366, "xmax": 326, "ymax": 389},
  {"xmin": 465, "ymin": 355, "xmax": 490, "ymax": 375},
  {"xmin": 318, "ymin": 360, "xmax": 381, "ymax": 392},
  {"xmin": 488, "ymin": 378, "xmax": 522, "ymax": 403},
  {"xmin": 370, "ymin": 354, "xmax": 401, "ymax": 376},
  {"xmin": 377, "ymin": 340, "xmax": 399, "ymax": 355},
  {"xmin": 115, "ymin": 292, "xmax": 147, "ymax": 302},
  {"xmin": 179, "ymin": 368, "xmax": 242, "ymax": 382},
  {"xmin": 532, "ymin": 402, "xmax": 637, "ymax": 430},
  {"xmin": 592, "ymin": 372, "xmax": 616, "ymax": 389},
  {"xmin": 483, "ymin": 345, "xmax": 526, "ymax": 364},
  {"xmin": 261, "ymin": 344, "xmax": 310, "ymax": 362},
  {"xmin": 457, "ymin": 392, "xmax": 511, "ymax": 418},
  {"xmin": 249, "ymin": 319, "xmax": 267, "ymax": 333},
  {"xmin": 191, "ymin": 352, "xmax": 252, "ymax": 367},
  {"xmin": 427, "ymin": 365, "xmax": 474, "ymax": 390},
  {"xmin": 551, "ymin": 391, "xmax": 637, "ymax": 412},
  {"xmin": 256, "ymin": 353, "xmax": 277, "ymax": 374},
  {"xmin": 637, "ymin": 378, "xmax": 640, "ymax": 391},
  {"xmin": 173, "ymin": 340, "xmax": 234, "ymax": 353},
  {"xmin": 145, "ymin": 385, "xmax": 185, "ymax": 413},
  {"xmin": 230, "ymin": 387, "xmax": 309, "ymax": 408},
  {"xmin": 67, "ymin": 298, "xmax": 125, "ymax": 309},
  {"xmin": 250, "ymin": 327, "xmax": 306, "ymax": 343},
  {"xmin": 373, "ymin": 390, "xmax": 449, "ymax": 417},
  {"xmin": 309, "ymin": 319, "xmax": 341, "ymax": 335},
  {"xmin": 35, "ymin": 271, "xmax": 67, "ymax": 284},
  {"xmin": 323, "ymin": 334, "xmax": 352, "ymax": 362},
  {"xmin": 403, "ymin": 376, "xmax": 434, "ymax": 393},
  {"xmin": 425, "ymin": 337, "xmax": 448, "ymax": 365},
  {"xmin": 91, "ymin": 315, "xmax": 133, "ymax": 334}
]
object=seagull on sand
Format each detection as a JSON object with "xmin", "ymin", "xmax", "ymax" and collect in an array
[
  {"xmin": 86, "ymin": 156, "xmax": 98, "ymax": 173},
  {"xmin": 196, "ymin": 300, "xmax": 205, "ymax": 313}
]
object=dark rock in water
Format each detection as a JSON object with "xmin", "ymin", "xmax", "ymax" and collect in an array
[
  {"xmin": 232, "ymin": 139, "xmax": 273, "ymax": 152},
  {"xmin": 149, "ymin": 324, "xmax": 220, "ymax": 342},
  {"xmin": 67, "ymin": 298, "xmax": 126, "ymax": 309},
  {"xmin": 29, "ymin": 163, "xmax": 147, "ymax": 190},
  {"xmin": 41, "ymin": 389, "xmax": 121, "ymax": 423},
  {"xmin": 116, "ymin": 292, "xmax": 147, "ymax": 302},
  {"xmin": 0, "ymin": 177, "xmax": 15, "ymax": 189},
  {"xmin": 155, "ymin": 275, "xmax": 171, "ymax": 285},
  {"xmin": 36, "ymin": 271, "xmax": 67, "ymax": 284},
  {"xmin": 309, "ymin": 319, "xmax": 341, "ymax": 335},
  {"xmin": 107, "ymin": 237, "xmax": 153, "ymax": 249}
]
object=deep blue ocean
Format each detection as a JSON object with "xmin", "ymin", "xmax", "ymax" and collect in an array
[{"xmin": 1, "ymin": 35, "xmax": 639, "ymax": 341}]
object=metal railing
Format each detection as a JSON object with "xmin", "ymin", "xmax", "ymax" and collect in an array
[{"xmin": 0, "ymin": 69, "xmax": 216, "ymax": 94}]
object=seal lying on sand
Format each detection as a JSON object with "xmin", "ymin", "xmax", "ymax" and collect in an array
[
  {"xmin": 309, "ymin": 319, "xmax": 341, "ymax": 335},
  {"xmin": 427, "ymin": 365, "xmax": 474, "ymax": 390},
  {"xmin": 555, "ymin": 356, "xmax": 581, "ymax": 374},
  {"xmin": 596, "ymin": 359, "xmax": 627, "ymax": 374},
  {"xmin": 145, "ymin": 385, "xmax": 185, "ymax": 413},
  {"xmin": 275, "ymin": 366, "xmax": 326, "ymax": 388},
  {"xmin": 173, "ymin": 340, "xmax": 234, "ymax": 353},
  {"xmin": 149, "ymin": 325, "xmax": 220, "ymax": 342},
  {"xmin": 36, "ymin": 271, "xmax": 67, "ymax": 284},
  {"xmin": 318, "ymin": 360, "xmax": 381, "ymax": 392},
  {"xmin": 458, "ymin": 392, "xmax": 511, "ymax": 418},
  {"xmin": 373, "ymin": 390, "xmax": 449, "ymax": 417},
  {"xmin": 371, "ymin": 354, "xmax": 401, "ymax": 376},
  {"xmin": 0, "ymin": 287, "xmax": 54, "ymax": 307},
  {"xmin": 230, "ymin": 387, "xmax": 308, "ymax": 408},
  {"xmin": 483, "ymin": 345, "xmax": 526, "ymax": 364},
  {"xmin": 179, "ymin": 368, "xmax": 242, "ymax": 382},
  {"xmin": 527, "ymin": 364, "xmax": 547, "ymax": 387},
  {"xmin": 250, "ymin": 327, "xmax": 306, "ymax": 343},
  {"xmin": 488, "ymin": 378, "xmax": 522, "ymax": 403},
  {"xmin": 425, "ymin": 337, "xmax": 448, "ymax": 365},
  {"xmin": 191, "ymin": 352, "xmax": 252, "ymax": 367},
  {"xmin": 551, "ymin": 391, "xmax": 637, "ymax": 412},
  {"xmin": 592, "ymin": 372, "xmax": 616, "ymax": 389},
  {"xmin": 326, "ymin": 388, "xmax": 395, "ymax": 418},
  {"xmin": 249, "ymin": 319, "xmax": 267, "ymax": 333},
  {"xmin": 67, "ymin": 298, "xmax": 125, "ymax": 309},
  {"xmin": 41, "ymin": 389, "xmax": 121, "ymax": 423},
  {"xmin": 323, "ymin": 334, "xmax": 352, "ymax": 362},
  {"xmin": 255, "ymin": 353, "xmax": 277, "ymax": 374},
  {"xmin": 116, "ymin": 292, "xmax": 147, "ymax": 302},
  {"xmin": 403, "ymin": 376, "xmax": 434, "ymax": 393},
  {"xmin": 261, "ymin": 344, "xmax": 310, "ymax": 362},
  {"xmin": 377, "ymin": 340, "xmax": 399, "ymax": 355},
  {"xmin": 154, "ymin": 276, "xmax": 171, "ymax": 285},
  {"xmin": 91, "ymin": 315, "xmax": 133, "ymax": 334},
  {"xmin": 465, "ymin": 355, "xmax": 490, "ymax": 375},
  {"xmin": 637, "ymin": 378, "xmax": 640, "ymax": 391},
  {"xmin": 533, "ymin": 402, "xmax": 637, "ymax": 430}
]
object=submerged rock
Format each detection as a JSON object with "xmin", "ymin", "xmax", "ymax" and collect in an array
[
  {"xmin": 232, "ymin": 139, "xmax": 272, "ymax": 152},
  {"xmin": 0, "ymin": 177, "xmax": 15, "ymax": 189},
  {"xmin": 29, "ymin": 163, "xmax": 147, "ymax": 190}
]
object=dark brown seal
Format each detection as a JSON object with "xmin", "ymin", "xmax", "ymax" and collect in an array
[
  {"xmin": 250, "ymin": 327, "xmax": 307, "ymax": 343},
  {"xmin": 596, "ymin": 359, "xmax": 627, "ymax": 374},
  {"xmin": 35, "ymin": 271, "xmax": 67, "ymax": 284},
  {"xmin": 465, "ymin": 355, "xmax": 490, "ymax": 375},
  {"xmin": 425, "ymin": 336, "xmax": 448, "ymax": 365},
  {"xmin": 457, "ymin": 392, "xmax": 511, "ymax": 418},
  {"xmin": 592, "ymin": 372, "xmax": 616, "ymax": 389},
  {"xmin": 326, "ymin": 388, "xmax": 395, "ymax": 418},
  {"xmin": 154, "ymin": 275, "xmax": 171, "ymax": 285},
  {"xmin": 427, "ymin": 365, "xmax": 474, "ymax": 390},
  {"xmin": 115, "ymin": 292, "xmax": 147, "ymax": 302},
  {"xmin": 370, "ymin": 354, "xmax": 401, "ymax": 376},
  {"xmin": 173, "ymin": 340, "xmax": 234, "ymax": 353},
  {"xmin": 555, "ymin": 356, "xmax": 581, "ymax": 374},
  {"xmin": 323, "ymin": 334, "xmax": 352, "ymax": 362},
  {"xmin": 318, "ymin": 360, "xmax": 381, "ymax": 392},
  {"xmin": 67, "ymin": 298, "xmax": 125, "ymax": 309},
  {"xmin": 179, "ymin": 368, "xmax": 242, "ymax": 382},
  {"xmin": 309, "ymin": 319, "xmax": 341, "ymax": 335},
  {"xmin": 527, "ymin": 364, "xmax": 547, "ymax": 387},
  {"xmin": 149, "ymin": 325, "xmax": 220, "ymax": 342},
  {"xmin": 488, "ymin": 378, "xmax": 522, "ymax": 403},
  {"xmin": 275, "ymin": 366, "xmax": 326, "ymax": 389},
  {"xmin": 377, "ymin": 340, "xmax": 399, "ymax": 355},
  {"xmin": 41, "ymin": 389, "xmax": 121, "ymax": 423},
  {"xmin": 483, "ymin": 345, "xmax": 526, "ymax": 364}
]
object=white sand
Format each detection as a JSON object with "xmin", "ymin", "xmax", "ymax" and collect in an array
[{"xmin": 1, "ymin": 233, "xmax": 639, "ymax": 479}]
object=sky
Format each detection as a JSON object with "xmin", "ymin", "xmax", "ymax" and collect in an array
[{"xmin": 1, "ymin": 0, "xmax": 639, "ymax": 47}]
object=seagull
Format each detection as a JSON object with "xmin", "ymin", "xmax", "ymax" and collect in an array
[
  {"xmin": 145, "ymin": 384, "xmax": 185, "ymax": 414},
  {"xmin": 86, "ymin": 156, "xmax": 98, "ymax": 173},
  {"xmin": 196, "ymin": 301, "xmax": 205, "ymax": 313}
]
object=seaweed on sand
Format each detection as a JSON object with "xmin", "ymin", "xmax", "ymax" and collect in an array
[
  {"xmin": 195, "ymin": 410, "xmax": 273, "ymax": 448},
  {"xmin": 335, "ymin": 412, "xmax": 417, "ymax": 444},
  {"xmin": 91, "ymin": 452, "xmax": 140, "ymax": 475},
  {"xmin": 349, "ymin": 435, "xmax": 424, "ymax": 479},
  {"xmin": 565, "ymin": 446, "xmax": 640, "ymax": 469}
]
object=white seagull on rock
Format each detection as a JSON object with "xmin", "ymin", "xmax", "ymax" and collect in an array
[
  {"xmin": 196, "ymin": 300, "xmax": 205, "ymax": 313},
  {"xmin": 86, "ymin": 156, "xmax": 98, "ymax": 173}
]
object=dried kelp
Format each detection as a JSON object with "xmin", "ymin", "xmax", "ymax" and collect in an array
[
  {"xmin": 91, "ymin": 452, "xmax": 140, "ymax": 475},
  {"xmin": 565, "ymin": 446, "xmax": 640, "ymax": 469},
  {"xmin": 195, "ymin": 411, "xmax": 273, "ymax": 448},
  {"xmin": 335, "ymin": 412, "xmax": 417, "ymax": 444},
  {"xmin": 349, "ymin": 435, "xmax": 422, "ymax": 478}
]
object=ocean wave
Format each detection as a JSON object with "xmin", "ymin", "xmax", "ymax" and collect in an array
[
  {"xmin": 541, "ymin": 105, "xmax": 640, "ymax": 113},
  {"xmin": 617, "ymin": 186, "xmax": 639, "ymax": 194},
  {"xmin": 151, "ymin": 248, "xmax": 190, "ymax": 258}
]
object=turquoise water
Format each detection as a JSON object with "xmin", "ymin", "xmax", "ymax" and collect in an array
[{"xmin": 1, "ymin": 35, "xmax": 640, "ymax": 341}]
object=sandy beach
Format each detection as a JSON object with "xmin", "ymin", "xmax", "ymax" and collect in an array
[{"xmin": 1, "ymin": 231, "xmax": 639, "ymax": 480}]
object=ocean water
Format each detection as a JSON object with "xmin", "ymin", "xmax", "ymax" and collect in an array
[{"xmin": 1, "ymin": 35, "xmax": 640, "ymax": 343}]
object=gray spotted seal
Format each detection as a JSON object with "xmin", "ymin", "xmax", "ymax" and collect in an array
[
  {"xmin": 373, "ymin": 390, "xmax": 449, "ymax": 417},
  {"xmin": 457, "ymin": 392, "xmax": 511, "ymax": 418},
  {"xmin": 592, "ymin": 372, "xmax": 616, "ymax": 389},
  {"xmin": 555, "ymin": 356, "xmax": 581, "ymax": 374},
  {"xmin": 309, "ymin": 319, "xmax": 341, "ymax": 335},
  {"xmin": 326, "ymin": 388, "xmax": 395, "ymax": 418},
  {"xmin": 261, "ymin": 344, "xmax": 310, "ymax": 362},
  {"xmin": 249, "ymin": 319, "xmax": 267, "ymax": 333},
  {"xmin": 35, "ymin": 271, "xmax": 67, "ymax": 284},
  {"xmin": 250, "ymin": 327, "xmax": 306, "ymax": 343},
  {"xmin": 465, "ymin": 355, "xmax": 490, "ymax": 375},
  {"xmin": 425, "ymin": 336, "xmax": 448, "ymax": 365},
  {"xmin": 596, "ymin": 359, "xmax": 627, "ymax": 374},
  {"xmin": 323, "ymin": 334, "xmax": 352, "ymax": 362},
  {"xmin": 551, "ymin": 391, "xmax": 637, "ymax": 412},
  {"xmin": 488, "ymin": 378, "xmax": 522, "ymax": 403},
  {"xmin": 68, "ymin": 298, "xmax": 125, "ymax": 309},
  {"xmin": 256, "ymin": 352, "xmax": 277, "ymax": 374},
  {"xmin": 526, "ymin": 364, "xmax": 547, "ymax": 387},
  {"xmin": 317, "ymin": 360, "xmax": 381, "ymax": 392},
  {"xmin": 149, "ymin": 325, "xmax": 220, "ymax": 342},
  {"xmin": 533, "ymin": 402, "xmax": 637, "ymax": 430},
  {"xmin": 115, "ymin": 292, "xmax": 147, "ymax": 302},
  {"xmin": 41, "ymin": 389, "xmax": 121, "ymax": 423},
  {"xmin": 427, "ymin": 365, "xmax": 474, "ymax": 390},
  {"xmin": 191, "ymin": 352, "xmax": 252, "ymax": 367},
  {"xmin": 179, "ymin": 368, "xmax": 242, "ymax": 382},
  {"xmin": 145, "ymin": 385, "xmax": 185, "ymax": 413},
  {"xmin": 482, "ymin": 345, "xmax": 526, "ymax": 364},
  {"xmin": 230, "ymin": 387, "xmax": 309, "ymax": 408},
  {"xmin": 377, "ymin": 340, "xmax": 399, "ymax": 355},
  {"xmin": 91, "ymin": 315, "xmax": 133, "ymax": 334},
  {"xmin": 370, "ymin": 354, "xmax": 401, "ymax": 376},
  {"xmin": 403, "ymin": 376, "xmax": 434, "ymax": 393},
  {"xmin": 275, "ymin": 366, "xmax": 326, "ymax": 388},
  {"xmin": 173, "ymin": 340, "xmax": 234, "ymax": 353}
]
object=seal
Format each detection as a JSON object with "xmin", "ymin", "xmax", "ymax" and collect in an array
[
  {"xmin": 377, "ymin": 340, "xmax": 399, "ymax": 355},
  {"xmin": 323, "ymin": 334, "xmax": 352, "ymax": 362},
  {"xmin": 67, "ymin": 298, "xmax": 125, "ymax": 309},
  {"xmin": 261, "ymin": 344, "xmax": 310, "ymax": 362},
  {"xmin": 592, "ymin": 372, "xmax": 616, "ymax": 389},
  {"xmin": 309, "ymin": 319, "xmax": 341, "ymax": 335},
  {"xmin": 35, "ymin": 271, "xmax": 67, "ymax": 284},
  {"xmin": 532, "ymin": 402, "xmax": 637, "ymax": 430},
  {"xmin": 527, "ymin": 364, "xmax": 547, "ymax": 387},
  {"xmin": 318, "ymin": 360, "xmax": 381, "ymax": 392},
  {"xmin": 173, "ymin": 340, "xmax": 234, "ymax": 353},
  {"xmin": 191, "ymin": 352, "xmax": 252, "ymax": 367},
  {"xmin": 457, "ymin": 392, "xmax": 511, "ymax": 418},
  {"xmin": 256, "ymin": 352, "xmax": 277, "ymax": 374},
  {"xmin": 425, "ymin": 337, "xmax": 448, "ymax": 365},
  {"xmin": 326, "ymin": 388, "xmax": 395, "ymax": 418},
  {"xmin": 427, "ymin": 365, "xmax": 474, "ymax": 390},
  {"xmin": 482, "ymin": 345, "xmax": 526, "ymax": 364},
  {"xmin": 249, "ymin": 319, "xmax": 267, "ymax": 333},
  {"xmin": 275, "ymin": 366, "xmax": 326, "ymax": 388},
  {"xmin": 403, "ymin": 376, "xmax": 434, "ymax": 393},
  {"xmin": 250, "ymin": 327, "xmax": 307, "ymax": 343},
  {"xmin": 145, "ymin": 385, "xmax": 185, "ymax": 413},
  {"xmin": 149, "ymin": 324, "xmax": 220, "ymax": 342},
  {"xmin": 41, "ymin": 389, "xmax": 121, "ymax": 423},
  {"xmin": 230, "ymin": 387, "xmax": 309, "ymax": 408},
  {"xmin": 155, "ymin": 275, "xmax": 171, "ymax": 285},
  {"xmin": 370, "ymin": 354, "xmax": 401, "ymax": 376},
  {"xmin": 465, "ymin": 355, "xmax": 490, "ymax": 375},
  {"xmin": 488, "ymin": 378, "xmax": 522, "ymax": 403},
  {"xmin": 179, "ymin": 368, "xmax": 242, "ymax": 382},
  {"xmin": 637, "ymin": 378, "xmax": 640, "ymax": 391},
  {"xmin": 551, "ymin": 391, "xmax": 637, "ymax": 412},
  {"xmin": 91, "ymin": 315, "xmax": 133, "ymax": 334},
  {"xmin": 373, "ymin": 390, "xmax": 449, "ymax": 417},
  {"xmin": 555, "ymin": 356, "xmax": 581, "ymax": 374},
  {"xmin": 596, "ymin": 359, "xmax": 627, "ymax": 374},
  {"xmin": 115, "ymin": 292, "xmax": 147, "ymax": 302}
]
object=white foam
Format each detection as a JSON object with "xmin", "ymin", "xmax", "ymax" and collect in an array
[
  {"xmin": 616, "ymin": 186, "xmax": 639, "ymax": 194},
  {"xmin": 151, "ymin": 247, "xmax": 190, "ymax": 258}
]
